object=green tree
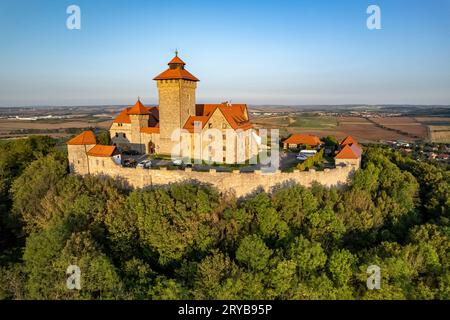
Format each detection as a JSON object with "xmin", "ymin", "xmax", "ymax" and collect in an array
[
  {"xmin": 236, "ymin": 234, "xmax": 272, "ymax": 271},
  {"xmin": 129, "ymin": 184, "xmax": 220, "ymax": 266},
  {"xmin": 328, "ymin": 249, "xmax": 356, "ymax": 286},
  {"xmin": 11, "ymin": 155, "xmax": 67, "ymax": 233},
  {"xmin": 287, "ymin": 236, "xmax": 327, "ymax": 276}
]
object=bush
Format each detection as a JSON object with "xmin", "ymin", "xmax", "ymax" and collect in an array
[{"xmin": 297, "ymin": 149, "xmax": 324, "ymax": 171}]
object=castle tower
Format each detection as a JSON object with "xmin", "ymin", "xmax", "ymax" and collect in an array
[
  {"xmin": 66, "ymin": 130, "xmax": 97, "ymax": 174},
  {"xmin": 153, "ymin": 53, "xmax": 199, "ymax": 155},
  {"xmin": 128, "ymin": 99, "xmax": 150, "ymax": 154}
]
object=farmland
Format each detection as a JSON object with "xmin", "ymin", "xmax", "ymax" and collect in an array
[{"xmin": 251, "ymin": 114, "xmax": 438, "ymax": 143}]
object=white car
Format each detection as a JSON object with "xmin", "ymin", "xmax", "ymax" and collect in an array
[
  {"xmin": 172, "ymin": 159, "xmax": 184, "ymax": 166},
  {"xmin": 137, "ymin": 160, "xmax": 152, "ymax": 169},
  {"xmin": 296, "ymin": 154, "xmax": 308, "ymax": 161},
  {"xmin": 299, "ymin": 149, "xmax": 317, "ymax": 157}
]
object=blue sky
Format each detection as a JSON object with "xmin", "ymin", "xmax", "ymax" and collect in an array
[{"xmin": 0, "ymin": 0, "xmax": 449, "ymax": 106}]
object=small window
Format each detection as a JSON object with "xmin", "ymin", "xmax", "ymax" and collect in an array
[
  {"xmin": 115, "ymin": 133, "xmax": 118, "ymax": 137},
  {"xmin": 222, "ymin": 123, "xmax": 227, "ymax": 129},
  {"xmin": 123, "ymin": 133, "xmax": 127, "ymax": 138},
  {"xmin": 208, "ymin": 123, "xmax": 213, "ymax": 128}
]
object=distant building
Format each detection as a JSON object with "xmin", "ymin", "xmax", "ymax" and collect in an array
[
  {"xmin": 335, "ymin": 136, "xmax": 362, "ymax": 167},
  {"xmin": 283, "ymin": 134, "xmax": 322, "ymax": 149}
]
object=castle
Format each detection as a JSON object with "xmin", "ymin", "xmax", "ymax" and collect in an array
[
  {"xmin": 66, "ymin": 54, "xmax": 362, "ymax": 197},
  {"xmin": 108, "ymin": 53, "xmax": 258, "ymax": 163}
]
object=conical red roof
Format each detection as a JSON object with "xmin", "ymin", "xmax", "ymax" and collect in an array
[
  {"xmin": 153, "ymin": 55, "xmax": 199, "ymax": 81},
  {"xmin": 168, "ymin": 55, "xmax": 186, "ymax": 65},
  {"xmin": 128, "ymin": 99, "xmax": 150, "ymax": 115}
]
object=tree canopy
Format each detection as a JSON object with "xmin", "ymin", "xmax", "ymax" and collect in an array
[{"xmin": 0, "ymin": 137, "xmax": 449, "ymax": 300}]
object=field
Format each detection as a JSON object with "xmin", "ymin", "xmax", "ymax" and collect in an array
[
  {"xmin": 252, "ymin": 114, "xmax": 431, "ymax": 143},
  {"xmin": 289, "ymin": 116, "xmax": 337, "ymax": 128},
  {"xmin": 0, "ymin": 118, "xmax": 112, "ymax": 139},
  {"xmin": 428, "ymin": 125, "xmax": 450, "ymax": 143}
]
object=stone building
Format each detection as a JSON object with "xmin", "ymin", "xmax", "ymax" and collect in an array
[
  {"xmin": 109, "ymin": 54, "xmax": 258, "ymax": 163},
  {"xmin": 67, "ymin": 130, "xmax": 120, "ymax": 175},
  {"xmin": 335, "ymin": 136, "xmax": 362, "ymax": 167},
  {"xmin": 283, "ymin": 134, "xmax": 322, "ymax": 149}
]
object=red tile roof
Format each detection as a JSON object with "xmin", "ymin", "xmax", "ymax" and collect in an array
[
  {"xmin": 128, "ymin": 99, "xmax": 150, "ymax": 115},
  {"xmin": 284, "ymin": 134, "xmax": 322, "ymax": 146},
  {"xmin": 153, "ymin": 55, "xmax": 199, "ymax": 81},
  {"xmin": 168, "ymin": 55, "xmax": 186, "ymax": 65},
  {"xmin": 335, "ymin": 144, "xmax": 362, "ymax": 159},
  {"xmin": 113, "ymin": 104, "xmax": 158, "ymax": 124},
  {"xmin": 67, "ymin": 131, "xmax": 96, "ymax": 145},
  {"xmin": 153, "ymin": 68, "xmax": 199, "ymax": 81},
  {"xmin": 86, "ymin": 145, "xmax": 117, "ymax": 157},
  {"xmin": 183, "ymin": 116, "xmax": 210, "ymax": 132},
  {"xmin": 113, "ymin": 107, "xmax": 132, "ymax": 124},
  {"xmin": 112, "ymin": 102, "xmax": 251, "ymax": 134},
  {"xmin": 183, "ymin": 104, "xmax": 252, "ymax": 132},
  {"xmin": 140, "ymin": 126, "xmax": 160, "ymax": 134},
  {"xmin": 341, "ymin": 136, "xmax": 357, "ymax": 146}
]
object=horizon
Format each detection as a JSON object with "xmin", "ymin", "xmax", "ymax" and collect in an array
[
  {"xmin": 1, "ymin": 0, "xmax": 449, "ymax": 107},
  {"xmin": 3, "ymin": 103, "xmax": 450, "ymax": 110}
]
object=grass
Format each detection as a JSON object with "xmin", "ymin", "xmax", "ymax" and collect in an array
[{"xmin": 288, "ymin": 116, "xmax": 337, "ymax": 128}]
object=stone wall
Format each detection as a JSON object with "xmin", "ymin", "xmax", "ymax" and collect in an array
[
  {"xmin": 85, "ymin": 156, "xmax": 358, "ymax": 198},
  {"xmin": 68, "ymin": 144, "xmax": 96, "ymax": 175}
]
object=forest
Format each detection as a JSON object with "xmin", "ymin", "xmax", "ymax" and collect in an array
[{"xmin": 0, "ymin": 136, "xmax": 449, "ymax": 299}]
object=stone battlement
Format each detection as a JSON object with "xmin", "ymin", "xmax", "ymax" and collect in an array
[{"xmin": 85, "ymin": 156, "xmax": 357, "ymax": 197}]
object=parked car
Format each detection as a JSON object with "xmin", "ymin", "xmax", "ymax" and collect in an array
[
  {"xmin": 297, "ymin": 150, "xmax": 316, "ymax": 161},
  {"xmin": 137, "ymin": 159, "xmax": 152, "ymax": 169},
  {"xmin": 172, "ymin": 159, "xmax": 184, "ymax": 166},
  {"xmin": 122, "ymin": 159, "xmax": 137, "ymax": 167},
  {"xmin": 299, "ymin": 149, "xmax": 317, "ymax": 156},
  {"xmin": 122, "ymin": 149, "xmax": 140, "ymax": 156}
]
